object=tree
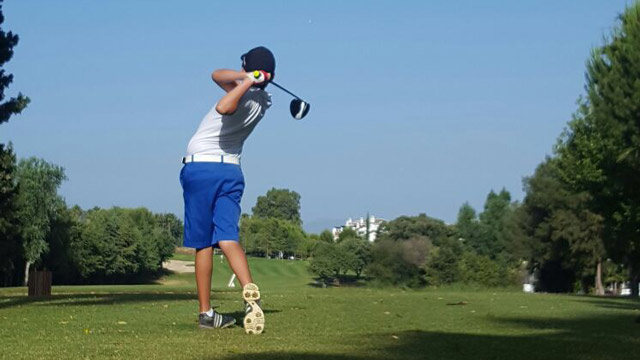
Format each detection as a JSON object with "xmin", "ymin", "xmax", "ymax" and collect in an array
[
  {"xmin": 0, "ymin": 0, "xmax": 30, "ymax": 286},
  {"xmin": 70, "ymin": 208, "xmax": 170, "ymax": 283},
  {"xmin": 35, "ymin": 206, "xmax": 184, "ymax": 285},
  {"xmin": 252, "ymin": 188, "xmax": 302, "ymax": 225},
  {"xmin": 155, "ymin": 213, "xmax": 184, "ymax": 247},
  {"xmin": 15, "ymin": 158, "xmax": 66, "ymax": 285},
  {"xmin": 455, "ymin": 202, "xmax": 482, "ymax": 250},
  {"xmin": 0, "ymin": 0, "xmax": 29, "ymax": 126},
  {"xmin": 554, "ymin": 3, "xmax": 640, "ymax": 296},
  {"xmin": 337, "ymin": 227, "xmax": 359, "ymax": 242},
  {"xmin": 74, "ymin": 210, "xmax": 143, "ymax": 280},
  {"xmin": 309, "ymin": 242, "xmax": 340, "ymax": 285},
  {"xmin": 40, "ymin": 204, "xmax": 82, "ymax": 285},
  {"xmin": 368, "ymin": 235, "xmax": 431, "ymax": 287},
  {"xmin": 297, "ymin": 234, "xmax": 317, "ymax": 259},
  {"xmin": 367, "ymin": 214, "xmax": 450, "ymax": 287},
  {"xmin": 475, "ymin": 189, "xmax": 512, "ymax": 259},
  {"xmin": 520, "ymin": 159, "xmax": 606, "ymax": 293},
  {"xmin": 338, "ymin": 237, "xmax": 372, "ymax": 278},
  {"xmin": 379, "ymin": 213, "xmax": 452, "ymax": 246},
  {"xmin": 240, "ymin": 216, "xmax": 305, "ymax": 258},
  {"xmin": 310, "ymin": 231, "xmax": 373, "ymax": 284},
  {"xmin": 425, "ymin": 238, "xmax": 462, "ymax": 286},
  {"xmin": 0, "ymin": 143, "xmax": 20, "ymax": 286},
  {"xmin": 458, "ymin": 252, "xmax": 503, "ymax": 287},
  {"xmin": 318, "ymin": 230, "xmax": 334, "ymax": 243}
]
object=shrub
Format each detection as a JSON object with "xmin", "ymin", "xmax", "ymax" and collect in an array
[
  {"xmin": 367, "ymin": 237, "xmax": 430, "ymax": 287},
  {"xmin": 425, "ymin": 238, "xmax": 462, "ymax": 286},
  {"xmin": 458, "ymin": 252, "xmax": 502, "ymax": 287}
]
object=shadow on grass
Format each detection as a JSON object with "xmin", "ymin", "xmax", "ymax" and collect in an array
[
  {"xmin": 0, "ymin": 289, "xmax": 254, "ymax": 309},
  {"xmin": 568, "ymin": 295, "xmax": 640, "ymax": 311},
  {"xmin": 214, "ymin": 313, "xmax": 640, "ymax": 360}
]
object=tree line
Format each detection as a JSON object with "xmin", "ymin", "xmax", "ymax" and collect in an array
[
  {"xmin": 515, "ymin": 3, "xmax": 640, "ymax": 296},
  {"xmin": 238, "ymin": 189, "xmax": 373, "ymax": 285},
  {"xmin": 308, "ymin": 4, "xmax": 640, "ymax": 294},
  {"xmin": 308, "ymin": 191, "xmax": 523, "ymax": 288},
  {"xmin": 0, "ymin": 160, "xmax": 183, "ymax": 286},
  {"xmin": 1, "ymin": 148, "xmax": 184, "ymax": 286}
]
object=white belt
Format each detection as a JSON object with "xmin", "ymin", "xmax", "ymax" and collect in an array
[{"xmin": 182, "ymin": 154, "xmax": 240, "ymax": 165}]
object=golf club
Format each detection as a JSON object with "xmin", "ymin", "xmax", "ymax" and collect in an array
[{"xmin": 270, "ymin": 81, "xmax": 311, "ymax": 120}]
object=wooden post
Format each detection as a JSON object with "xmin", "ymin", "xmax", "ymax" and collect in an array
[{"xmin": 28, "ymin": 270, "xmax": 52, "ymax": 297}]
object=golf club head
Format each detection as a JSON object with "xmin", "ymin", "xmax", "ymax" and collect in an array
[{"xmin": 290, "ymin": 99, "xmax": 310, "ymax": 120}]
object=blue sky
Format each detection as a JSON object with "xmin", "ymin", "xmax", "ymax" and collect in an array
[{"xmin": 0, "ymin": 0, "xmax": 632, "ymax": 232}]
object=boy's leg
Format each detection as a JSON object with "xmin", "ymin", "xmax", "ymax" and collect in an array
[
  {"xmin": 218, "ymin": 241, "xmax": 253, "ymax": 287},
  {"xmin": 195, "ymin": 246, "xmax": 213, "ymax": 312},
  {"xmin": 195, "ymin": 245, "xmax": 237, "ymax": 329},
  {"xmin": 218, "ymin": 240, "xmax": 264, "ymax": 334}
]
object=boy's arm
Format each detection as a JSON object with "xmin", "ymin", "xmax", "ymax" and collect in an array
[
  {"xmin": 215, "ymin": 76, "xmax": 254, "ymax": 115},
  {"xmin": 211, "ymin": 69, "xmax": 246, "ymax": 92}
]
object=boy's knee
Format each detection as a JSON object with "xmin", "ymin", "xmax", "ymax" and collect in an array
[{"xmin": 218, "ymin": 240, "xmax": 240, "ymax": 250}]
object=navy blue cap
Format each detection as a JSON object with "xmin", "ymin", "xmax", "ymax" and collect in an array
[{"xmin": 241, "ymin": 46, "xmax": 276, "ymax": 76}]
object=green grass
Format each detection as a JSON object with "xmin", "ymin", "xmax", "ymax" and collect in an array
[
  {"xmin": 169, "ymin": 252, "xmax": 195, "ymax": 262},
  {"xmin": 1, "ymin": 257, "xmax": 639, "ymax": 360}
]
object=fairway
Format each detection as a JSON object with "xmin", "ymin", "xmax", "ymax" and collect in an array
[{"xmin": 1, "ymin": 258, "xmax": 639, "ymax": 360}]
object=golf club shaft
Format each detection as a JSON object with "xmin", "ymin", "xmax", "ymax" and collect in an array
[{"xmin": 270, "ymin": 81, "xmax": 303, "ymax": 100}]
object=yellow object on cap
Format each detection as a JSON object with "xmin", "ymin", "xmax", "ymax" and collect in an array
[{"xmin": 253, "ymin": 70, "xmax": 260, "ymax": 78}]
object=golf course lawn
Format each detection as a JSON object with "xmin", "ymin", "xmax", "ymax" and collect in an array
[{"xmin": 1, "ymin": 257, "xmax": 639, "ymax": 360}]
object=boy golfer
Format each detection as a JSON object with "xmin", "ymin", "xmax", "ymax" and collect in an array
[{"xmin": 180, "ymin": 46, "xmax": 274, "ymax": 334}]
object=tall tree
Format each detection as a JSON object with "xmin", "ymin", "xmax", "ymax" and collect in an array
[
  {"xmin": 455, "ymin": 202, "xmax": 481, "ymax": 250},
  {"xmin": 0, "ymin": 143, "xmax": 20, "ymax": 285},
  {"xmin": 468, "ymin": 189, "xmax": 513, "ymax": 259},
  {"xmin": 520, "ymin": 159, "xmax": 606, "ymax": 293},
  {"xmin": 252, "ymin": 188, "xmax": 302, "ymax": 225},
  {"xmin": 556, "ymin": 3, "xmax": 640, "ymax": 296},
  {"xmin": 0, "ymin": 0, "xmax": 29, "ymax": 126},
  {"xmin": 155, "ymin": 212, "xmax": 184, "ymax": 247},
  {"xmin": 425, "ymin": 237, "xmax": 462, "ymax": 286},
  {"xmin": 0, "ymin": 0, "xmax": 30, "ymax": 286},
  {"xmin": 240, "ymin": 216, "xmax": 305, "ymax": 257},
  {"xmin": 15, "ymin": 158, "xmax": 66, "ymax": 285}
]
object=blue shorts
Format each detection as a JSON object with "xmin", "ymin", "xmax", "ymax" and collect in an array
[{"xmin": 180, "ymin": 162, "xmax": 245, "ymax": 249}]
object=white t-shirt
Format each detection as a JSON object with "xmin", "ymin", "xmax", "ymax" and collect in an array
[{"xmin": 186, "ymin": 88, "xmax": 272, "ymax": 157}]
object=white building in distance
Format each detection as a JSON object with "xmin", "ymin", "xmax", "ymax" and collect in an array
[{"xmin": 332, "ymin": 215, "xmax": 385, "ymax": 242}]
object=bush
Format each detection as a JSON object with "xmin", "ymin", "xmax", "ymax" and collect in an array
[
  {"xmin": 40, "ymin": 206, "xmax": 182, "ymax": 285},
  {"xmin": 367, "ymin": 237, "xmax": 430, "ymax": 288},
  {"xmin": 458, "ymin": 252, "xmax": 503, "ymax": 287},
  {"xmin": 338, "ymin": 237, "xmax": 371, "ymax": 278},
  {"xmin": 425, "ymin": 238, "xmax": 462, "ymax": 286},
  {"xmin": 309, "ymin": 242, "xmax": 340, "ymax": 285}
]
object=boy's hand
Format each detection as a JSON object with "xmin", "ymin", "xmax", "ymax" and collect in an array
[{"xmin": 246, "ymin": 70, "xmax": 271, "ymax": 85}]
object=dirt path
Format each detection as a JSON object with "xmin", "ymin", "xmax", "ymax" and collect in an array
[{"xmin": 163, "ymin": 260, "xmax": 195, "ymax": 273}]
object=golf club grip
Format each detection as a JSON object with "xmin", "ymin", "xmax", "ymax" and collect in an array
[{"xmin": 271, "ymin": 81, "xmax": 302, "ymax": 100}]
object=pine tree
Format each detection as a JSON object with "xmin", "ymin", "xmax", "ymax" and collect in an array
[
  {"xmin": 0, "ymin": 0, "xmax": 29, "ymax": 286},
  {"xmin": 0, "ymin": 0, "xmax": 29, "ymax": 125},
  {"xmin": 0, "ymin": 143, "xmax": 19, "ymax": 285},
  {"xmin": 558, "ymin": 3, "xmax": 640, "ymax": 296},
  {"xmin": 585, "ymin": 3, "xmax": 640, "ymax": 296},
  {"xmin": 365, "ymin": 211, "xmax": 370, "ymax": 242}
]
